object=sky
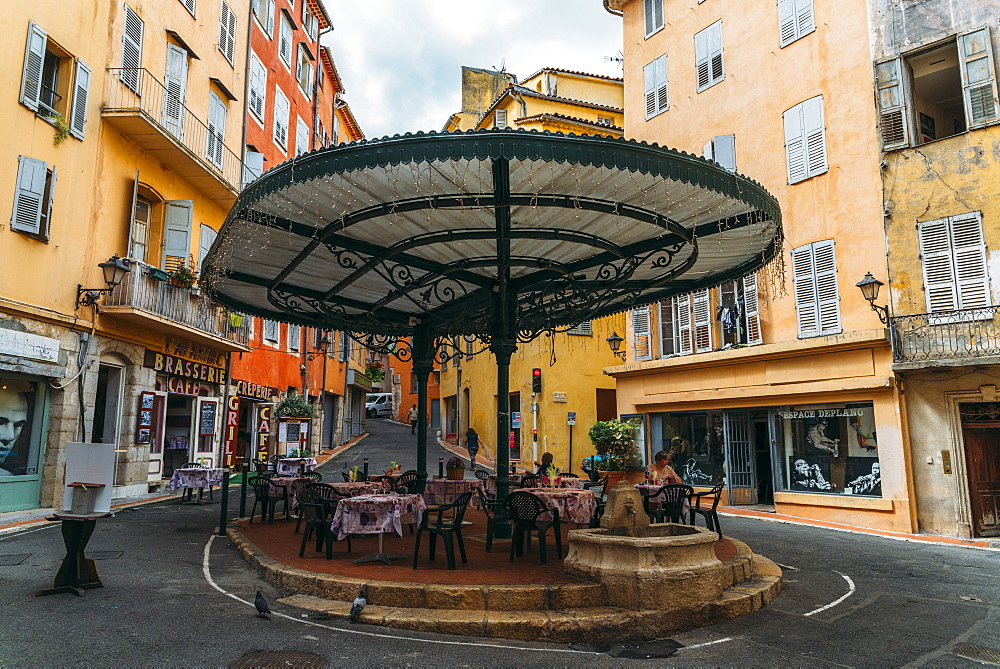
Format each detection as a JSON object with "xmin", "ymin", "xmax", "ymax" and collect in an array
[{"xmin": 323, "ymin": 2, "xmax": 624, "ymax": 140}]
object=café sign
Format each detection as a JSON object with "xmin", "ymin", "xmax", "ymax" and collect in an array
[{"xmin": 144, "ymin": 350, "xmax": 226, "ymax": 385}]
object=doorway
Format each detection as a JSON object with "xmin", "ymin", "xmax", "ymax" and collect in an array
[
  {"xmin": 959, "ymin": 403, "xmax": 1000, "ymax": 537},
  {"xmin": 754, "ymin": 419, "xmax": 774, "ymax": 505},
  {"xmin": 91, "ymin": 360, "xmax": 125, "ymax": 484}
]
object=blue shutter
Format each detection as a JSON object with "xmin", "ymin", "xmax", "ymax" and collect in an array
[
  {"xmin": 11, "ymin": 156, "xmax": 48, "ymax": 235},
  {"xmin": 69, "ymin": 59, "xmax": 92, "ymax": 140},
  {"xmin": 20, "ymin": 22, "xmax": 47, "ymax": 112}
]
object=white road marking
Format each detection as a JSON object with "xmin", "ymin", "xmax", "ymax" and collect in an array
[
  {"xmin": 775, "ymin": 562, "xmax": 799, "ymax": 571},
  {"xmin": 0, "ymin": 523, "xmax": 59, "ymax": 540},
  {"xmin": 679, "ymin": 637, "xmax": 733, "ymax": 650},
  {"xmin": 202, "ymin": 535, "xmax": 597, "ymax": 655},
  {"xmin": 803, "ymin": 570, "xmax": 856, "ymax": 617}
]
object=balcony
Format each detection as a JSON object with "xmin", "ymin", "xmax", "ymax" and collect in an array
[
  {"xmin": 102, "ymin": 69, "xmax": 242, "ymax": 206},
  {"xmin": 101, "ymin": 262, "xmax": 251, "ymax": 352},
  {"xmin": 890, "ymin": 306, "xmax": 1000, "ymax": 369}
]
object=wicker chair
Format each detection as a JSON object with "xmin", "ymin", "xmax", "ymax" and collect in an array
[
  {"xmin": 504, "ymin": 491, "xmax": 562, "ymax": 564},
  {"xmin": 412, "ymin": 491, "xmax": 473, "ymax": 570}
]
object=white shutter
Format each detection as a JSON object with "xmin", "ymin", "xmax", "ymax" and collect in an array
[
  {"xmin": 264, "ymin": 320, "xmax": 279, "ymax": 342},
  {"xmin": 243, "ymin": 149, "xmax": 264, "ymax": 186},
  {"xmin": 632, "ymin": 306, "xmax": 652, "ymax": 361},
  {"xmin": 249, "ymin": 54, "xmax": 266, "ymax": 120},
  {"xmin": 918, "ymin": 217, "xmax": 958, "ymax": 313},
  {"xmin": 703, "ymin": 138, "xmax": 714, "ymax": 159},
  {"xmin": 162, "ymin": 200, "xmax": 193, "ymax": 271},
  {"xmin": 743, "ymin": 273, "xmax": 762, "ymax": 345},
  {"xmin": 796, "ymin": 0, "xmax": 816, "ymax": 38},
  {"xmin": 121, "ymin": 5, "xmax": 144, "ymax": 93},
  {"xmin": 163, "ymin": 45, "xmax": 188, "ymax": 139},
  {"xmin": 777, "ymin": 0, "xmax": 796, "ymax": 47},
  {"xmin": 644, "ymin": 0, "xmax": 654, "ymax": 37},
  {"xmin": 783, "ymin": 103, "xmax": 806, "ymax": 184},
  {"xmin": 206, "ymin": 92, "xmax": 226, "ymax": 168},
  {"xmin": 279, "ymin": 15, "xmax": 292, "ymax": 64},
  {"xmin": 643, "ymin": 55, "xmax": 668, "ymax": 119},
  {"xmin": 273, "ymin": 88, "xmax": 289, "ymax": 148},
  {"xmin": 813, "ymin": 240, "xmax": 840, "ymax": 334},
  {"xmin": 958, "ymin": 27, "xmax": 999, "ymax": 128},
  {"xmin": 875, "ymin": 58, "xmax": 912, "ymax": 150},
  {"xmin": 709, "ymin": 21, "xmax": 724, "ymax": 84},
  {"xmin": 20, "ymin": 22, "xmax": 47, "ymax": 112},
  {"xmin": 296, "ymin": 117, "xmax": 309, "ymax": 156},
  {"xmin": 40, "ymin": 165, "xmax": 56, "ymax": 240},
  {"xmin": 644, "ymin": 60, "xmax": 657, "ymax": 119},
  {"xmin": 567, "ymin": 322, "xmax": 592, "ymax": 336},
  {"xmin": 199, "ymin": 224, "xmax": 217, "ymax": 270},
  {"xmin": 219, "ymin": 1, "xmax": 236, "ymax": 63},
  {"xmin": 802, "ymin": 96, "xmax": 828, "ymax": 177},
  {"xmin": 695, "ymin": 28, "xmax": 710, "ymax": 91},
  {"xmin": 289, "ymin": 325, "xmax": 301, "ymax": 350},
  {"xmin": 692, "ymin": 289, "xmax": 713, "ymax": 353},
  {"xmin": 69, "ymin": 59, "xmax": 91, "ymax": 140},
  {"xmin": 11, "ymin": 157, "xmax": 47, "ymax": 235},
  {"xmin": 713, "ymin": 134, "xmax": 736, "ymax": 172},
  {"xmin": 495, "ymin": 109, "xmax": 507, "ymax": 129},
  {"xmin": 677, "ymin": 292, "xmax": 693, "ymax": 355},
  {"xmin": 128, "ymin": 169, "xmax": 142, "ymax": 259},
  {"xmin": 951, "ymin": 213, "xmax": 990, "ymax": 310},
  {"xmin": 792, "ymin": 245, "xmax": 819, "ymax": 337}
]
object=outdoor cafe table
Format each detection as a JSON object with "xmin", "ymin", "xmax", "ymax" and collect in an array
[
  {"xmin": 520, "ymin": 488, "xmax": 596, "ymax": 525},
  {"xmin": 484, "ymin": 472, "xmax": 526, "ymax": 497},
  {"xmin": 276, "ymin": 457, "xmax": 316, "ymax": 475},
  {"xmin": 330, "ymin": 493, "xmax": 427, "ymax": 565},
  {"xmin": 423, "ymin": 478, "xmax": 483, "ymax": 508},
  {"xmin": 169, "ymin": 467, "xmax": 224, "ymax": 503},
  {"xmin": 330, "ymin": 481, "xmax": 389, "ymax": 496}
]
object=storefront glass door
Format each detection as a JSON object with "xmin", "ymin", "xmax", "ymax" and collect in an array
[{"xmin": 0, "ymin": 374, "xmax": 48, "ymax": 512}]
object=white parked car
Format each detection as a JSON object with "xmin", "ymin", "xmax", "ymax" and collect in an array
[{"xmin": 365, "ymin": 393, "xmax": 393, "ymax": 418}]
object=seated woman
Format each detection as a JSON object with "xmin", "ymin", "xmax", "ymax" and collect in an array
[
  {"xmin": 647, "ymin": 450, "xmax": 683, "ymax": 484},
  {"xmin": 535, "ymin": 452, "xmax": 559, "ymax": 477}
]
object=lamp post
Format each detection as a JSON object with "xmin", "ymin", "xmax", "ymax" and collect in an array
[
  {"xmin": 76, "ymin": 256, "xmax": 131, "ymax": 309},
  {"xmin": 856, "ymin": 272, "xmax": 889, "ymax": 324},
  {"xmin": 305, "ymin": 334, "xmax": 331, "ymax": 361},
  {"xmin": 605, "ymin": 332, "xmax": 627, "ymax": 360}
]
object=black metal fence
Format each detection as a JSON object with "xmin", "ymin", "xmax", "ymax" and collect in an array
[{"xmin": 890, "ymin": 306, "xmax": 1000, "ymax": 363}]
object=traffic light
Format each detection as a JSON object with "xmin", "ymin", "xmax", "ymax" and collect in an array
[{"xmin": 532, "ymin": 368, "xmax": 542, "ymax": 393}]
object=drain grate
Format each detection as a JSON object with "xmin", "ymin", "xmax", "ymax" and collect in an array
[
  {"xmin": 230, "ymin": 651, "xmax": 328, "ymax": 668},
  {"xmin": 954, "ymin": 642, "xmax": 1000, "ymax": 664},
  {"xmin": 89, "ymin": 551, "xmax": 123, "ymax": 560},
  {"xmin": 0, "ymin": 554, "xmax": 30, "ymax": 566}
]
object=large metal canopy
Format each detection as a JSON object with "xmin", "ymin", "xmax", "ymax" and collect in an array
[{"xmin": 205, "ymin": 130, "xmax": 781, "ymax": 340}]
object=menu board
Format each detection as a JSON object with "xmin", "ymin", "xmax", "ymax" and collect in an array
[{"xmin": 199, "ymin": 400, "xmax": 218, "ymax": 437}]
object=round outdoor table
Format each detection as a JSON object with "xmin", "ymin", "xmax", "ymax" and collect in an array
[
  {"xmin": 423, "ymin": 479, "xmax": 483, "ymax": 508},
  {"xmin": 276, "ymin": 457, "xmax": 317, "ymax": 476},
  {"xmin": 169, "ymin": 467, "xmax": 224, "ymax": 503},
  {"xmin": 519, "ymin": 488, "xmax": 596, "ymax": 525},
  {"xmin": 330, "ymin": 493, "xmax": 427, "ymax": 565}
]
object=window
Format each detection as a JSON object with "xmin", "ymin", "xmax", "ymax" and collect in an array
[
  {"xmin": 131, "ymin": 196, "xmax": 151, "ymax": 262},
  {"xmin": 777, "ymin": 0, "xmax": 815, "ymax": 47},
  {"xmin": 632, "ymin": 305, "xmax": 652, "ymax": 360},
  {"xmin": 120, "ymin": 5, "xmax": 144, "ymax": 93},
  {"xmin": 597, "ymin": 115, "xmax": 614, "ymax": 126},
  {"xmin": 703, "ymin": 134, "xmax": 736, "ymax": 172},
  {"xmin": 695, "ymin": 21, "xmax": 724, "ymax": 92},
  {"xmin": 198, "ymin": 224, "xmax": 217, "ymax": 270},
  {"xmin": 206, "ymin": 91, "xmax": 226, "ymax": 168},
  {"xmin": 338, "ymin": 331, "xmax": 349, "ymax": 361},
  {"xmin": 218, "ymin": 0, "xmax": 236, "ymax": 64},
  {"xmin": 657, "ymin": 278, "xmax": 762, "ymax": 357},
  {"xmin": 494, "ymin": 109, "xmax": 507, "ymax": 129},
  {"xmin": 316, "ymin": 118, "xmax": 328, "ymax": 148},
  {"xmin": 643, "ymin": 0, "xmax": 664, "ymax": 39},
  {"xmin": 248, "ymin": 52, "xmax": 266, "ymax": 121},
  {"xmin": 876, "ymin": 28, "xmax": 999, "ymax": 151},
  {"xmin": 411, "ymin": 374, "xmax": 418, "ymax": 394},
  {"xmin": 791, "ymin": 240, "xmax": 840, "ymax": 338},
  {"xmin": 917, "ymin": 212, "xmax": 990, "ymax": 315},
  {"xmin": 296, "ymin": 117, "xmax": 309, "ymax": 156},
  {"xmin": 178, "ymin": 0, "xmax": 196, "ymax": 16},
  {"xmin": 567, "ymin": 322, "xmax": 592, "ymax": 336},
  {"xmin": 243, "ymin": 146, "xmax": 264, "ymax": 186},
  {"xmin": 252, "ymin": 0, "xmax": 274, "ymax": 36},
  {"xmin": 783, "ymin": 95, "xmax": 827, "ymax": 184},
  {"xmin": 20, "ymin": 22, "xmax": 92, "ymax": 140},
  {"xmin": 161, "ymin": 200, "xmax": 192, "ymax": 272},
  {"xmin": 643, "ymin": 54, "xmax": 668, "ymax": 119},
  {"xmin": 302, "ymin": 4, "xmax": 318, "ymax": 41},
  {"xmin": 288, "ymin": 325, "xmax": 300, "ymax": 351},
  {"xmin": 273, "ymin": 87, "xmax": 289, "ymax": 149},
  {"xmin": 296, "ymin": 45, "xmax": 314, "ymax": 97},
  {"xmin": 716, "ymin": 276, "xmax": 762, "ymax": 348},
  {"xmin": 263, "ymin": 320, "xmax": 279, "ymax": 343},
  {"xmin": 11, "ymin": 156, "xmax": 56, "ymax": 241},
  {"xmin": 278, "ymin": 12, "xmax": 293, "ymax": 66}
]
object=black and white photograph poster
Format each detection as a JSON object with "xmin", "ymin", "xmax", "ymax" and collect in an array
[
  {"xmin": 789, "ymin": 456, "xmax": 832, "ymax": 491},
  {"xmin": 846, "ymin": 457, "xmax": 882, "ymax": 496}
]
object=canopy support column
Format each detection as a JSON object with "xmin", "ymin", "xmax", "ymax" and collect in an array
[{"xmin": 411, "ymin": 324, "xmax": 434, "ymax": 494}]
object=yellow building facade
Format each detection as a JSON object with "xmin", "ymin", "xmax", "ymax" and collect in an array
[
  {"xmin": 1, "ymin": 0, "xmax": 249, "ymax": 511},
  {"xmin": 605, "ymin": 0, "xmax": 914, "ymax": 532}
]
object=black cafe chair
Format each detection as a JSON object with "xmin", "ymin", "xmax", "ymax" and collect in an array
[
  {"xmin": 248, "ymin": 475, "xmax": 288, "ymax": 524},
  {"xmin": 412, "ymin": 492, "xmax": 473, "ymax": 570},
  {"xmin": 504, "ymin": 491, "xmax": 562, "ymax": 565},
  {"xmin": 518, "ymin": 474, "xmax": 539, "ymax": 489},
  {"xmin": 475, "ymin": 487, "xmax": 502, "ymax": 553},
  {"xmin": 691, "ymin": 482, "xmax": 725, "ymax": 535},
  {"xmin": 643, "ymin": 484, "xmax": 694, "ymax": 524},
  {"xmin": 297, "ymin": 488, "xmax": 351, "ymax": 559},
  {"xmin": 302, "ymin": 471, "xmax": 323, "ymax": 482}
]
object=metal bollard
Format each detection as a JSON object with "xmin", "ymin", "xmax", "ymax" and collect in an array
[
  {"xmin": 218, "ymin": 470, "xmax": 230, "ymax": 537},
  {"xmin": 438, "ymin": 457, "xmax": 444, "ymax": 479},
  {"xmin": 363, "ymin": 458, "xmax": 369, "ymax": 477}
]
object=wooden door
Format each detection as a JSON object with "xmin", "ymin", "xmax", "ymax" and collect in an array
[
  {"xmin": 962, "ymin": 424, "xmax": 1000, "ymax": 537},
  {"xmin": 146, "ymin": 391, "xmax": 167, "ymax": 482}
]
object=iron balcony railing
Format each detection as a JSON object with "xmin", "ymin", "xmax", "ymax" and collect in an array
[
  {"xmin": 104, "ymin": 68, "xmax": 242, "ymax": 192},
  {"xmin": 890, "ymin": 306, "xmax": 1000, "ymax": 364},
  {"xmin": 104, "ymin": 261, "xmax": 251, "ymax": 347}
]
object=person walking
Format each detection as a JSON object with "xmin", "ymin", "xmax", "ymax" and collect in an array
[
  {"xmin": 464, "ymin": 427, "xmax": 480, "ymax": 470},
  {"xmin": 408, "ymin": 404, "xmax": 418, "ymax": 435}
]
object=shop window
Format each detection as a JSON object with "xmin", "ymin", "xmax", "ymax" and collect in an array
[
  {"xmin": 20, "ymin": 22, "xmax": 92, "ymax": 140},
  {"xmin": 0, "ymin": 375, "xmax": 44, "ymax": 477},
  {"xmin": 876, "ymin": 28, "xmax": 999, "ymax": 151},
  {"xmin": 694, "ymin": 21, "xmax": 724, "ymax": 92},
  {"xmin": 11, "ymin": 156, "xmax": 56, "ymax": 242},
  {"xmin": 644, "ymin": 0, "xmax": 664, "ymax": 39},
  {"xmin": 654, "ymin": 412, "xmax": 726, "ymax": 486},
  {"xmin": 774, "ymin": 403, "xmax": 881, "ymax": 497}
]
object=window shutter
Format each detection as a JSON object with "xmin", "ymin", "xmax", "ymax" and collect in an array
[
  {"xmin": 249, "ymin": 54, "xmax": 266, "ymax": 119},
  {"xmin": 813, "ymin": 240, "xmax": 840, "ymax": 334},
  {"xmin": 199, "ymin": 224, "xmax": 217, "ymax": 270},
  {"xmin": 274, "ymin": 89, "xmax": 289, "ymax": 147},
  {"xmin": 677, "ymin": 292, "xmax": 693, "ymax": 355},
  {"xmin": 792, "ymin": 245, "xmax": 818, "ymax": 337},
  {"xmin": 20, "ymin": 22, "xmax": 47, "ymax": 112},
  {"xmin": 164, "ymin": 45, "xmax": 187, "ymax": 139},
  {"xmin": 279, "ymin": 16, "xmax": 292, "ymax": 64},
  {"xmin": 713, "ymin": 134, "xmax": 736, "ymax": 172},
  {"xmin": 783, "ymin": 103, "xmax": 806, "ymax": 184},
  {"xmin": 802, "ymin": 96, "xmax": 828, "ymax": 177},
  {"xmin": 567, "ymin": 322, "xmax": 592, "ymax": 336},
  {"xmin": 11, "ymin": 156, "xmax": 48, "ymax": 235},
  {"xmin": 644, "ymin": 0, "xmax": 654, "ymax": 36},
  {"xmin": 918, "ymin": 217, "xmax": 958, "ymax": 313},
  {"xmin": 39, "ymin": 165, "xmax": 56, "ymax": 240},
  {"xmin": 958, "ymin": 27, "xmax": 999, "ymax": 128},
  {"xmin": 692, "ymin": 289, "xmax": 713, "ymax": 353},
  {"xmin": 128, "ymin": 169, "xmax": 142, "ymax": 259},
  {"xmin": 950, "ymin": 213, "xmax": 990, "ymax": 310},
  {"xmin": 743, "ymin": 273, "xmax": 762, "ymax": 345},
  {"xmin": 777, "ymin": 0, "xmax": 797, "ymax": 47},
  {"xmin": 695, "ymin": 28, "xmax": 710, "ymax": 91},
  {"xmin": 644, "ymin": 60, "xmax": 657, "ymax": 119},
  {"xmin": 796, "ymin": 0, "xmax": 816, "ymax": 38},
  {"xmin": 296, "ymin": 117, "xmax": 309, "ymax": 156},
  {"xmin": 875, "ymin": 58, "xmax": 911, "ymax": 150},
  {"xmin": 220, "ymin": 1, "xmax": 236, "ymax": 63},
  {"xmin": 243, "ymin": 148, "xmax": 264, "ymax": 186},
  {"xmin": 632, "ymin": 306, "xmax": 652, "ymax": 361},
  {"xmin": 289, "ymin": 325, "xmax": 300, "ymax": 350},
  {"xmin": 658, "ymin": 299, "xmax": 676, "ymax": 356},
  {"xmin": 121, "ymin": 5, "xmax": 144, "ymax": 93},
  {"xmin": 709, "ymin": 22, "xmax": 724, "ymax": 83},
  {"xmin": 66, "ymin": 59, "xmax": 92, "ymax": 140},
  {"xmin": 655, "ymin": 55, "xmax": 667, "ymax": 114},
  {"xmin": 206, "ymin": 92, "xmax": 226, "ymax": 168},
  {"xmin": 653, "ymin": 0, "xmax": 663, "ymax": 33},
  {"xmin": 643, "ymin": 0, "xmax": 663, "ymax": 37},
  {"xmin": 495, "ymin": 109, "xmax": 507, "ymax": 129},
  {"xmin": 162, "ymin": 200, "xmax": 193, "ymax": 271}
]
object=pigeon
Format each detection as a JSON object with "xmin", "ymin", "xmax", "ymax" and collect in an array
[
  {"xmin": 349, "ymin": 585, "xmax": 367, "ymax": 623},
  {"xmin": 254, "ymin": 590, "xmax": 271, "ymax": 618}
]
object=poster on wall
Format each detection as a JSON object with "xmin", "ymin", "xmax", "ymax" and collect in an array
[
  {"xmin": 845, "ymin": 457, "xmax": 881, "ymax": 495},
  {"xmin": 679, "ymin": 456, "xmax": 720, "ymax": 484},
  {"xmin": 0, "ymin": 377, "xmax": 41, "ymax": 477},
  {"xmin": 804, "ymin": 417, "xmax": 842, "ymax": 457},
  {"xmin": 789, "ymin": 456, "xmax": 833, "ymax": 491},
  {"xmin": 847, "ymin": 413, "xmax": 878, "ymax": 456}
]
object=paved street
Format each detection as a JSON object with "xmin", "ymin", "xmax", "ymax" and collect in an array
[{"xmin": 0, "ymin": 420, "xmax": 997, "ymax": 667}]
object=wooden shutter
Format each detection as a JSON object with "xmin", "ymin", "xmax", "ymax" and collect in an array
[
  {"xmin": 692, "ymin": 289, "xmax": 713, "ymax": 353},
  {"xmin": 220, "ymin": 1, "xmax": 236, "ymax": 63},
  {"xmin": 802, "ymin": 96, "xmax": 828, "ymax": 177},
  {"xmin": 743, "ymin": 273, "xmax": 762, "ymax": 345},
  {"xmin": 20, "ymin": 22, "xmax": 47, "ymax": 112},
  {"xmin": 249, "ymin": 54, "xmax": 265, "ymax": 119},
  {"xmin": 163, "ymin": 45, "xmax": 187, "ymax": 139},
  {"xmin": 199, "ymin": 224, "xmax": 217, "ymax": 270},
  {"xmin": 783, "ymin": 103, "xmax": 806, "ymax": 184},
  {"xmin": 951, "ymin": 213, "xmax": 990, "ymax": 310},
  {"xmin": 121, "ymin": 5, "xmax": 144, "ymax": 93},
  {"xmin": 68, "ymin": 59, "xmax": 91, "ymax": 140},
  {"xmin": 713, "ymin": 134, "xmax": 736, "ymax": 172},
  {"xmin": 207, "ymin": 92, "xmax": 226, "ymax": 168},
  {"xmin": 128, "ymin": 169, "xmax": 141, "ymax": 259},
  {"xmin": 695, "ymin": 28, "xmax": 710, "ymax": 91},
  {"xmin": 632, "ymin": 306, "xmax": 652, "ymax": 361},
  {"xmin": 677, "ymin": 292, "xmax": 693, "ymax": 355},
  {"xmin": 644, "ymin": 60, "xmax": 657, "ymax": 119},
  {"xmin": 812, "ymin": 240, "xmax": 840, "ymax": 334},
  {"xmin": 875, "ymin": 58, "xmax": 911, "ymax": 150},
  {"xmin": 11, "ymin": 156, "xmax": 47, "ymax": 235},
  {"xmin": 643, "ymin": 55, "xmax": 668, "ymax": 119},
  {"xmin": 918, "ymin": 217, "xmax": 958, "ymax": 313},
  {"xmin": 777, "ymin": 0, "xmax": 796, "ymax": 47},
  {"xmin": 792, "ymin": 245, "xmax": 818, "ymax": 337},
  {"xmin": 162, "ymin": 200, "xmax": 193, "ymax": 271},
  {"xmin": 495, "ymin": 109, "xmax": 507, "ymax": 129},
  {"xmin": 959, "ymin": 27, "xmax": 999, "ymax": 128}
]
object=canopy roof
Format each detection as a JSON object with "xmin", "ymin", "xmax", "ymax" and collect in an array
[{"xmin": 205, "ymin": 130, "xmax": 781, "ymax": 338}]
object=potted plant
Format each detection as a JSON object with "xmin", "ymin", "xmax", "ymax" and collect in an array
[
  {"xmin": 588, "ymin": 418, "xmax": 643, "ymax": 487},
  {"xmin": 167, "ymin": 263, "xmax": 197, "ymax": 289},
  {"xmin": 146, "ymin": 265, "xmax": 170, "ymax": 282},
  {"xmin": 274, "ymin": 390, "xmax": 319, "ymax": 419},
  {"xmin": 364, "ymin": 359, "xmax": 385, "ymax": 383}
]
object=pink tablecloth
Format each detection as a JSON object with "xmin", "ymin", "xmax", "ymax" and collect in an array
[
  {"xmin": 484, "ymin": 473, "xmax": 526, "ymax": 497},
  {"xmin": 520, "ymin": 488, "xmax": 596, "ymax": 525},
  {"xmin": 330, "ymin": 481, "xmax": 388, "ymax": 496},
  {"xmin": 169, "ymin": 467, "xmax": 224, "ymax": 491},
  {"xmin": 329, "ymin": 494, "xmax": 426, "ymax": 540},
  {"xmin": 276, "ymin": 458, "xmax": 316, "ymax": 475},
  {"xmin": 423, "ymin": 479, "xmax": 483, "ymax": 508}
]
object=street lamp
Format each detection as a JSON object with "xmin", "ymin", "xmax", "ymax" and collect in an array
[
  {"xmin": 305, "ymin": 333, "xmax": 331, "ymax": 360},
  {"xmin": 856, "ymin": 272, "xmax": 889, "ymax": 324},
  {"xmin": 605, "ymin": 332, "xmax": 626, "ymax": 360},
  {"xmin": 76, "ymin": 255, "xmax": 131, "ymax": 309}
]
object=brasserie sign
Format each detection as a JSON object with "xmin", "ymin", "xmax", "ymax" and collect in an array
[{"xmin": 144, "ymin": 350, "xmax": 226, "ymax": 384}]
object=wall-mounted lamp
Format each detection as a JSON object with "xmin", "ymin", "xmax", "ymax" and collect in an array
[
  {"xmin": 605, "ymin": 332, "xmax": 627, "ymax": 360},
  {"xmin": 305, "ymin": 334, "xmax": 331, "ymax": 360},
  {"xmin": 856, "ymin": 272, "xmax": 889, "ymax": 324},
  {"xmin": 76, "ymin": 255, "xmax": 131, "ymax": 309}
]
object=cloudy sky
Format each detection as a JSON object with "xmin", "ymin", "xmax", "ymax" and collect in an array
[{"xmin": 323, "ymin": 2, "xmax": 624, "ymax": 140}]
